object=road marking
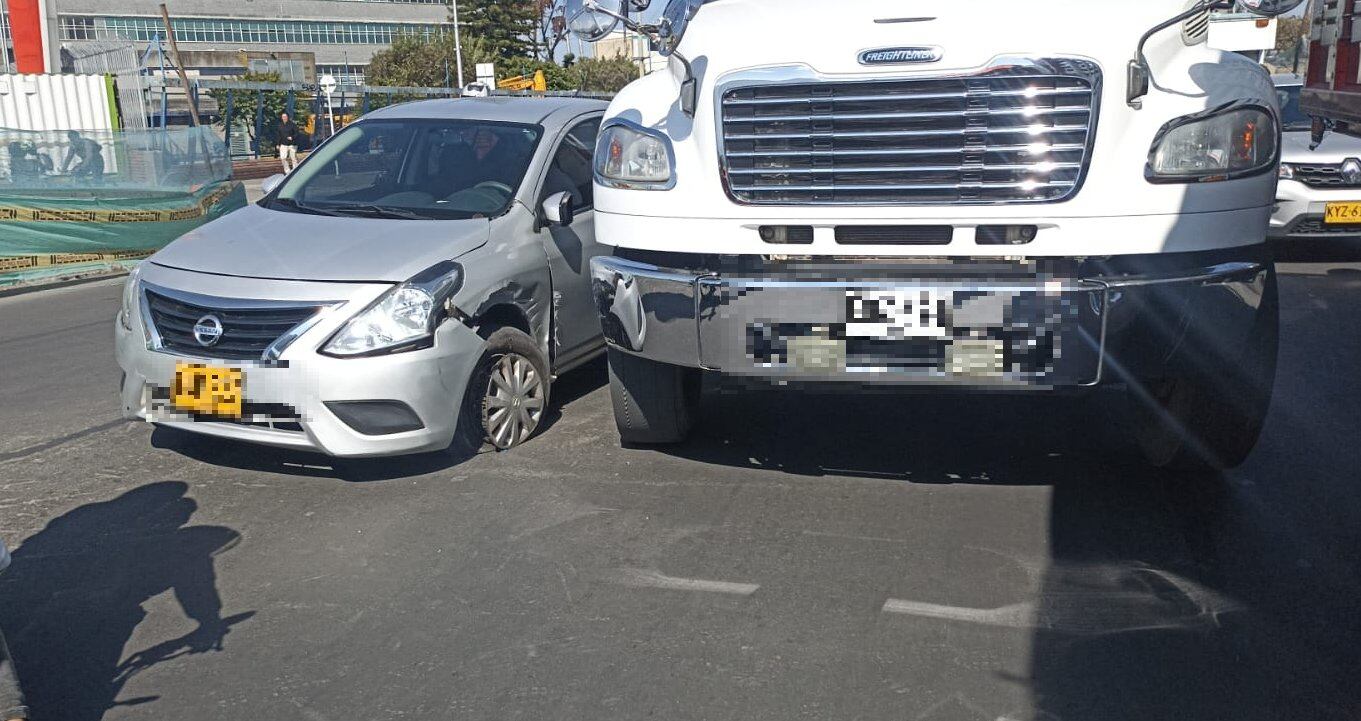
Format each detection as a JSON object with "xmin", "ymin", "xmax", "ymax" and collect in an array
[
  {"xmin": 606, "ymin": 567, "xmax": 759, "ymax": 596},
  {"xmin": 881, "ymin": 598, "xmax": 1035, "ymax": 627}
]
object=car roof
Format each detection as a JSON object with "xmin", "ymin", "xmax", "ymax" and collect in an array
[{"xmin": 362, "ymin": 96, "xmax": 608, "ymax": 126}]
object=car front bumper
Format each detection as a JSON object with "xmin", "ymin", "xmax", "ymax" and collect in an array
[
  {"xmin": 1270, "ymin": 179, "xmax": 1361, "ymax": 239},
  {"xmin": 114, "ymin": 274, "xmax": 486, "ymax": 458},
  {"xmin": 590, "ymin": 249, "xmax": 1270, "ymax": 389}
]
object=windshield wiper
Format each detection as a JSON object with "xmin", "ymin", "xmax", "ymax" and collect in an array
[
  {"xmin": 329, "ymin": 204, "xmax": 430, "ymax": 221},
  {"xmin": 271, "ymin": 197, "xmax": 345, "ymax": 217}
]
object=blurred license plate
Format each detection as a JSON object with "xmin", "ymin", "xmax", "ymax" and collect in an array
[
  {"xmin": 947, "ymin": 339, "xmax": 1006, "ymax": 377},
  {"xmin": 847, "ymin": 289, "xmax": 950, "ymax": 339},
  {"xmin": 1324, "ymin": 202, "xmax": 1361, "ymax": 224},
  {"xmin": 787, "ymin": 336, "xmax": 846, "ymax": 371},
  {"xmin": 171, "ymin": 362, "xmax": 243, "ymax": 418}
]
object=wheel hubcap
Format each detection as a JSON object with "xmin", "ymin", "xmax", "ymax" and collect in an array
[{"xmin": 483, "ymin": 353, "xmax": 545, "ymax": 449}]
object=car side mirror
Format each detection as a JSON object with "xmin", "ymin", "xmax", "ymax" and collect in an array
[
  {"xmin": 541, "ymin": 191, "xmax": 574, "ymax": 227},
  {"xmin": 260, "ymin": 173, "xmax": 286, "ymax": 196}
]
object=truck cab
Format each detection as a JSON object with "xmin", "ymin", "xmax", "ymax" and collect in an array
[{"xmin": 569, "ymin": 0, "xmax": 1301, "ymax": 470}]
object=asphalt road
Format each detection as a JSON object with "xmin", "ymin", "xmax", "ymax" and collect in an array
[{"xmin": 1, "ymin": 247, "xmax": 1360, "ymax": 721}]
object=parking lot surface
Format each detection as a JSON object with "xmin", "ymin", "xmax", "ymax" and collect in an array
[{"xmin": 1, "ymin": 248, "xmax": 1360, "ymax": 720}]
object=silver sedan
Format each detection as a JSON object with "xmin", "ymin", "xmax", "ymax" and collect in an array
[{"xmin": 115, "ymin": 97, "xmax": 609, "ymax": 456}]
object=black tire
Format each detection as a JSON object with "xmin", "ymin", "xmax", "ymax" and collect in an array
[
  {"xmin": 606, "ymin": 347, "xmax": 701, "ymax": 445},
  {"xmin": 461, "ymin": 327, "xmax": 551, "ymax": 451},
  {"xmin": 1132, "ymin": 269, "xmax": 1279, "ymax": 471}
]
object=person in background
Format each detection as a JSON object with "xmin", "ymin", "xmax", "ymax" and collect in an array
[
  {"xmin": 61, "ymin": 130, "xmax": 104, "ymax": 183},
  {"xmin": 0, "ymin": 538, "xmax": 28, "ymax": 721},
  {"xmin": 277, "ymin": 112, "xmax": 300, "ymax": 174}
]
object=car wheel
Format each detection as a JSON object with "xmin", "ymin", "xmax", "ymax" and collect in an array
[
  {"xmin": 606, "ymin": 347, "xmax": 700, "ymax": 445},
  {"xmin": 468, "ymin": 327, "xmax": 551, "ymax": 451},
  {"xmin": 1131, "ymin": 268, "xmax": 1279, "ymax": 472}
]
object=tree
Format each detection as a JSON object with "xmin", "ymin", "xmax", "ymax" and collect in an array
[
  {"xmin": 451, "ymin": 0, "xmax": 538, "ymax": 60},
  {"xmin": 532, "ymin": 0, "xmax": 569, "ymax": 62},
  {"xmin": 1275, "ymin": 16, "xmax": 1308, "ymax": 54},
  {"xmin": 205, "ymin": 71, "xmax": 311, "ymax": 156}
]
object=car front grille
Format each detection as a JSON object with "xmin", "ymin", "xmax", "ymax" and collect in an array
[
  {"xmin": 1285, "ymin": 216, "xmax": 1361, "ymax": 236},
  {"xmin": 1293, "ymin": 163, "xmax": 1361, "ymax": 189},
  {"xmin": 719, "ymin": 61, "xmax": 1101, "ymax": 205},
  {"xmin": 145, "ymin": 289, "xmax": 324, "ymax": 360}
]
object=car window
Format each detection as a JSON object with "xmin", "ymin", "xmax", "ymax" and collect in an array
[
  {"xmin": 542, "ymin": 118, "xmax": 600, "ymax": 212},
  {"xmin": 271, "ymin": 119, "xmax": 543, "ymax": 220}
]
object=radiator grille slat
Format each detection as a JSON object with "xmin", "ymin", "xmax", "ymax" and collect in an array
[
  {"xmin": 146, "ymin": 290, "xmax": 322, "ymax": 360},
  {"xmin": 720, "ymin": 68, "xmax": 1099, "ymax": 205},
  {"xmin": 1294, "ymin": 163, "xmax": 1361, "ymax": 188}
]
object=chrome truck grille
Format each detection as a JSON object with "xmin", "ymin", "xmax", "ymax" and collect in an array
[{"xmin": 718, "ymin": 59, "xmax": 1102, "ymax": 205}]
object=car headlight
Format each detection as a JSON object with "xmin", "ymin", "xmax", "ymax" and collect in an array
[
  {"xmin": 322, "ymin": 261, "xmax": 463, "ymax": 357},
  {"xmin": 594, "ymin": 121, "xmax": 675, "ymax": 190},
  {"xmin": 1278, "ymin": 162, "xmax": 1295, "ymax": 180},
  {"xmin": 119, "ymin": 264, "xmax": 142, "ymax": 331},
  {"xmin": 1147, "ymin": 104, "xmax": 1278, "ymax": 183}
]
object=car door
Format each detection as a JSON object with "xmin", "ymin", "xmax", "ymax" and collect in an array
[{"xmin": 538, "ymin": 115, "xmax": 603, "ymax": 365}]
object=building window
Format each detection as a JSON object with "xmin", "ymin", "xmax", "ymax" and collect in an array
[{"xmin": 57, "ymin": 16, "xmax": 449, "ymax": 45}]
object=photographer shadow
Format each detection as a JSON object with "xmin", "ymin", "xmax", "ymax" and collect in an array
[{"xmin": 0, "ymin": 482, "xmax": 250, "ymax": 721}]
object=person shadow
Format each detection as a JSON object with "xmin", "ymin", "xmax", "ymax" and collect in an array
[{"xmin": 0, "ymin": 481, "xmax": 251, "ymax": 721}]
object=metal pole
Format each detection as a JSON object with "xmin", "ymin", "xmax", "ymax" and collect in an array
[
  {"xmin": 159, "ymin": 3, "xmax": 201, "ymax": 126},
  {"xmin": 253, "ymin": 89, "xmax": 264, "ymax": 159},
  {"xmin": 0, "ymin": 0, "xmax": 11, "ymax": 74},
  {"xmin": 451, "ymin": 0, "xmax": 465, "ymax": 88},
  {"xmin": 223, "ymin": 89, "xmax": 233, "ymax": 153}
]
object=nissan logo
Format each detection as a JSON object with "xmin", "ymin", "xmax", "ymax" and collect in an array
[
  {"xmin": 1342, "ymin": 159, "xmax": 1361, "ymax": 185},
  {"xmin": 193, "ymin": 315, "xmax": 224, "ymax": 347},
  {"xmin": 858, "ymin": 46, "xmax": 943, "ymax": 65}
]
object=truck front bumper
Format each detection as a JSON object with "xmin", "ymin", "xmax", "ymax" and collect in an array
[{"xmin": 590, "ymin": 250, "xmax": 1270, "ymax": 388}]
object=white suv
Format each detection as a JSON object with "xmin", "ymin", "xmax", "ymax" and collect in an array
[{"xmin": 1272, "ymin": 75, "xmax": 1361, "ymax": 239}]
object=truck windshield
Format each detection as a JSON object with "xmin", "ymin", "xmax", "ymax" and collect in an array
[
  {"xmin": 1275, "ymin": 85, "xmax": 1312, "ymax": 131},
  {"xmin": 269, "ymin": 119, "xmax": 542, "ymax": 220}
]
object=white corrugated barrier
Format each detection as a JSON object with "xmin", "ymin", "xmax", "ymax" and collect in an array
[{"xmin": 0, "ymin": 74, "xmax": 117, "ymax": 132}]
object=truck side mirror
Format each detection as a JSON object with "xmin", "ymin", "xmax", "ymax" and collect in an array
[
  {"xmin": 260, "ymin": 173, "xmax": 286, "ymax": 196},
  {"xmin": 541, "ymin": 191, "xmax": 575, "ymax": 227},
  {"xmin": 1240, "ymin": 0, "xmax": 1306, "ymax": 17}
]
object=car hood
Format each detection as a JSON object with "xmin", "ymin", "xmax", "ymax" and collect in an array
[
  {"xmin": 150, "ymin": 204, "xmax": 491, "ymax": 283},
  {"xmin": 1282, "ymin": 130, "xmax": 1361, "ymax": 164}
]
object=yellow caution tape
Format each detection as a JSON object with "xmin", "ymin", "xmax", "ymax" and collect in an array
[{"xmin": 0, "ymin": 182, "xmax": 240, "ymax": 224}]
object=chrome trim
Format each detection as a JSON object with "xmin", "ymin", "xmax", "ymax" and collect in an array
[
  {"xmin": 592, "ymin": 117, "xmax": 678, "ymax": 191},
  {"xmin": 713, "ymin": 55, "xmax": 1103, "ymax": 207},
  {"xmin": 141, "ymin": 281, "xmax": 342, "ymax": 364},
  {"xmin": 721, "ymin": 86, "xmax": 1091, "ymax": 105}
]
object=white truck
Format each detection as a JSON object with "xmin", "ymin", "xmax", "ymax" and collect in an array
[{"xmin": 568, "ymin": 0, "xmax": 1302, "ymax": 470}]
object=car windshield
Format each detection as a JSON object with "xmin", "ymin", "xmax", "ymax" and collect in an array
[
  {"xmin": 1275, "ymin": 85, "xmax": 1312, "ymax": 131},
  {"xmin": 269, "ymin": 119, "xmax": 542, "ymax": 220}
]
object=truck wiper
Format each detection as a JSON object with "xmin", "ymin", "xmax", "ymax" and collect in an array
[
  {"xmin": 271, "ymin": 197, "xmax": 345, "ymax": 217},
  {"xmin": 329, "ymin": 204, "xmax": 430, "ymax": 221}
]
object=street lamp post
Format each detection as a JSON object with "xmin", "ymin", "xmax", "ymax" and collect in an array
[{"xmin": 451, "ymin": 0, "xmax": 466, "ymax": 89}]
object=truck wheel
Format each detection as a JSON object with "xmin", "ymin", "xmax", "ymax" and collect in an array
[
  {"xmin": 606, "ymin": 347, "xmax": 701, "ymax": 445},
  {"xmin": 1132, "ymin": 270, "xmax": 1279, "ymax": 472},
  {"xmin": 465, "ymin": 327, "xmax": 551, "ymax": 451}
]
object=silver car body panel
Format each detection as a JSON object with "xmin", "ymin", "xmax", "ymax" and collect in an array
[{"xmin": 115, "ymin": 97, "xmax": 609, "ymax": 456}]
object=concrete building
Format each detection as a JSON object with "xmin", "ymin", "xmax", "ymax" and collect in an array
[
  {"xmin": 591, "ymin": 29, "xmax": 663, "ymax": 75},
  {"xmin": 4, "ymin": 0, "xmax": 451, "ymax": 84}
]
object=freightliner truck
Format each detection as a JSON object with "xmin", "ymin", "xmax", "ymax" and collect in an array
[{"xmin": 567, "ymin": 0, "xmax": 1303, "ymax": 470}]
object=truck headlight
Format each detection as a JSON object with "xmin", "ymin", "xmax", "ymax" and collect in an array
[
  {"xmin": 1147, "ymin": 104, "xmax": 1278, "ymax": 183},
  {"xmin": 595, "ymin": 120, "xmax": 675, "ymax": 190},
  {"xmin": 1278, "ymin": 162, "xmax": 1295, "ymax": 180},
  {"xmin": 119, "ymin": 264, "xmax": 142, "ymax": 331},
  {"xmin": 322, "ymin": 262, "xmax": 463, "ymax": 357}
]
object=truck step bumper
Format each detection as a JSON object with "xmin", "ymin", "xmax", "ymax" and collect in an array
[{"xmin": 590, "ymin": 254, "xmax": 1267, "ymax": 389}]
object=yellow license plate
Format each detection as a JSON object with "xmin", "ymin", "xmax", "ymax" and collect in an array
[
  {"xmin": 1324, "ymin": 202, "xmax": 1361, "ymax": 225},
  {"xmin": 171, "ymin": 363, "xmax": 243, "ymax": 418}
]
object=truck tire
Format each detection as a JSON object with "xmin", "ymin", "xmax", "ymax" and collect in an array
[
  {"xmin": 606, "ymin": 347, "xmax": 701, "ymax": 445},
  {"xmin": 1132, "ymin": 268, "xmax": 1279, "ymax": 472}
]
